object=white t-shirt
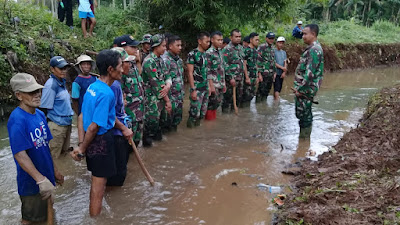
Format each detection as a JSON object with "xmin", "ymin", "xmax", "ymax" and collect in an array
[{"xmin": 78, "ymin": 0, "xmax": 92, "ymax": 12}]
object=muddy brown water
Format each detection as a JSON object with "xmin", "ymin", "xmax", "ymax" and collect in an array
[{"xmin": 0, "ymin": 67, "xmax": 399, "ymax": 225}]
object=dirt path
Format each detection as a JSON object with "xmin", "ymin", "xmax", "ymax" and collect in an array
[{"xmin": 277, "ymin": 85, "xmax": 400, "ymax": 224}]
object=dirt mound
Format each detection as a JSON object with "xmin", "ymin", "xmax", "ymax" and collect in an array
[{"xmin": 276, "ymin": 85, "xmax": 400, "ymax": 224}]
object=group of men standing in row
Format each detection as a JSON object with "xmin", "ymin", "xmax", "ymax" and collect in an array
[{"xmin": 7, "ymin": 23, "xmax": 323, "ymax": 223}]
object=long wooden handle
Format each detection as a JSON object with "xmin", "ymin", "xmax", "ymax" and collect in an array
[
  {"xmin": 85, "ymin": 50, "xmax": 98, "ymax": 56},
  {"xmin": 130, "ymin": 142, "xmax": 155, "ymax": 186},
  {"xmin": 47, "ymin": 199, "xmax": 54, "ymax": 225},
  {"xmin": 233, "ymin": 86, "xmax": 238, "ymax": 115}
]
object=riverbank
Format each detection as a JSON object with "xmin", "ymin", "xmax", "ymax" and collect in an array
[{"xmin": 276, "ymin": 84, "xmax": 400, "ymax": 224}]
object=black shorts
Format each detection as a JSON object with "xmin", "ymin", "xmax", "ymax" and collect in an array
[
  {"xmin": 274, "ymin": 74, "xmax": 284, "ymax": 93},
  {"xmin": 20, "ymin": 194, "xmax": 47, "ymax": 222},
  {"xmin": 106, "ymin": 135, "xmax": 131, "ymax": 186},
  {"xmin": 86, "ymin": 130, "xmax": 117, "ymax": 178}
]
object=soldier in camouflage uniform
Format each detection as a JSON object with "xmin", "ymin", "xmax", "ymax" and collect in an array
[
  {"xmin": 161, "ymin": 35, "xmax": 184, "ymax": 131},
  {"xmin": 293, "ymin": 24, "xmax": 324, "ymax": 138},
  {"xmin": 242, "ymin": 32, "xmax": 262, "ymax": 106},
  {"xmin": 140, "ymin": 34, "xmax": 152, "ymax": 64},
  {"xmin": 114, "ymin": 35, "xmax": 145, "ymax": 147},
  {"xmin": 141, "ymin": 34, "xmax": 172, "ymax": 146},
  {"xmin": 186, "ymin": 32, "xmax": 210, "ymax": 127},
  {"xmin": 221, "ymin": 28, "xmax": 250, "ymax": 113},
  {"xmin": 257, "ymin": 32, "xmax": 276, "ymax": 103},
  {"xmin": 205, "ymin": 31, "xmax": 226, "ymax": 120}
]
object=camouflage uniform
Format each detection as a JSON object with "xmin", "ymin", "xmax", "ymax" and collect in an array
[
  {"xmin": 142, "ymin": 52, "xmax": 170, "ymax": 140},
  {"xmin": 140, "ymin": 34, "xmax": 152, "ymax": 64},
  {"xmin": 257, "ymin": 43, "xmax": 276, "ymax": 101},
  {"xmin": 222, "ymin": 42, "xmax": 245, "ymax": 112},
  {"xmin": 121, "ymin": 63, "xmax": 145, "ymax": 146},
  {"xmin": 294, "ymin": 40, "xmax": 324, "ymax": 129},
  {"xmin": 205, "ymin": 46, "xmax": 225, "ymax": 110},
  {"xmin": 243, "ymin": 46, "xmax": 259, "ymax": 104},
  {"xmin": 140, "ymin": 50, "xmax": 150, "ymax": 64},
  {"xmin": 161, "ymin": 51, "xmax": 184, "ymax": 130},
  {"xmin": 187, "ymin": 48, "xmax": 208, "ymax": 124}
]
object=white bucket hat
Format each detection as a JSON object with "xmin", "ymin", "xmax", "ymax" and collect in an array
[{"xmin": 277, "ymin": 36, "xmax": 286, "ymax": 42}]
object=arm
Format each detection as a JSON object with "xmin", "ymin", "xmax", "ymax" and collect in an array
[
  {"xmin": 187, "ymin": 63, "xmax": 197, "ymax": 100},
  {"xmin": 114, "ymin": 117, "xmax": 133, "ymax": 140},
  {"xmin": 15, "ymin": 151, "xmax": 47, "ymax": 182},
  {"xmin": 243, "ymin": 60, "xmax": 250, "ymax": 84},
  {"xmin": 72, "ymin": 99, "xmax": 79, "ymax": 116},
  {"xmin": 71, "ymin": 122, "xmax": 99, "ymax": 161},
  {"xmin": 77, "ymin": 113, "xmax": 85, "ymax": 144}
]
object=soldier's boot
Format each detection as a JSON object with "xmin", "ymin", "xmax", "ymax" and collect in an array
[
  {"xmin": 142, "ymin": 135, "xmax": 153, "ymax": 147},
  {"xmin": 154, "ymin": 129, "xmax": 162, "ymax": 141},
  {"xmin": 299, "ymin": 126, "xmax": 312, "ymax": 139},
  {"xmin": 187, "ymin": 118, "xmax": 196, "ymax": 128},
  {"xmin": 195, "ymin": 119, "xmax": 201, "ymax": 127},
  {"xmin": 205, "ymin": 110, "xmax": 216, "ymax": 120}
]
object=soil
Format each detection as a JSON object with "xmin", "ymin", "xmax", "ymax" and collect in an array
[{"xmin": 276, "ymin": 85, "xmax": 400, "ymax": 224}]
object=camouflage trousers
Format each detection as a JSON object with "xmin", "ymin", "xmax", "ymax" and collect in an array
[
  {"xmin": 188, "ymin": 89, "xmax": 208, "ymax": 121},
  {"xmin": 208, "ymin": 88, "xmax": 224, "ymax": 110},
  {"xmin": 160, "ymin": 94, "xmax": 183, "ymax": 129},
  {"xmin": 144, "ymin": 96, "xmax": 164, "ymax": 137},
  {"xmin": 242, "ymin": 77, "xmax": 258, "ymax": 103},
  {"xmin": 125, "ymin": 103, "xmax": 144, "ymax": 145},
  {"xmin": 256, "ymin": 72, "xmax": 273, "ymax": 101},
  {"xmin": 132, "ymin": 120, "xmax": 143, "ymax": 144},
  {"xmin": 295, "ymin": 96, "xmax": 313, "ymax": 128},
  {"xmin": 222, "ymin": 79, "xmax": 244, "ymax": 112}
]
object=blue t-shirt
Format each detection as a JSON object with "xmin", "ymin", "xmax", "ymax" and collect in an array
[
  {"xmin": 82, "ymin": 79, "xmax": 116, "ymax": 135},
  {"xmin": 274, "ymin": 49, "xmax": 287, "ymax": 75},
  {"xmin": 7, "ymin": 107, "xmax": 56, "ymax": 196},
  {"xmin": 78, "ymin": 0, "xmax": 92, "ymax": 12},
  {"xmin": 71, "ymin": 74, "xmax": 97, "ymax": 115},
  {"xmin": 292, "ymin": 26, "xmax": 303, "ymax": 39},
  {"xmin": 110, "ymin": 80, "xmax": 127, "ymax": 136},
  {"xmin": 40, "ymin": 74, "xmax": 74, "ymax": 126}
]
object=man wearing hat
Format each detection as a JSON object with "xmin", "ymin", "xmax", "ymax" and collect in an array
[
  {"xmin": 140, "ymin": 34, "xmax": 152, "ymax": 64},
  {"xmin": 292, "ymin": 21, "xmax": 304, "ymax": 39},
  {"xmin": 40, "ymin": 56, "xmax": 74, "ymax": 159},
  {"xmin": 115, "ymin": 35, "xmax": 146, "ymax": 147},
  {"xmin": 274, "ymin": 36, "xmax": 288, "ymax": 101},
  {"xmin": 141, "ymin": 34, "xmax": 172, "ymax": 146},
  {"xmin": 72, "ymin": 54, "xmax": 97, "ymax": 116},
  {"xmin": 8, "ymin": 73, "xmax": 64, "ymax": 224},
  {"xmin": 256, "ymin": 32, "xmax": 277, "ymax": 102}
]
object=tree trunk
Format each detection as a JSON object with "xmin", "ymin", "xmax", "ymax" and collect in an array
[
  {"xmin": 362, "ymin": 1, "xmax": 366, "ymax": 24},
  {"xmin": 112, "ymin": 0, "xmax": 115, "ymax": 7},
  {"xmin": 51, "ymin": 0, "xmax": 55, "ymax": 17},
  {"xmin": 98, "ymin": 0, "xmax": 100, "ymax": 8},
  {"xmin": 123, "ymin": 0, "xmax": 126, "ymax": 10}
]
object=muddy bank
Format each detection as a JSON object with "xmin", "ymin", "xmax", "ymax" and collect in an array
[
  {"xmin": 276, "ymin": 85, "xmax": 400, "ymax": 224},
  {"xmin": 285, "ymin": 42, "xmax": 400, "ymax": 73}
]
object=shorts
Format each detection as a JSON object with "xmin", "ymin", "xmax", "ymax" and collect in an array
[
  {"xmin": 79, "ymin": 11, "xmax": 95, "ymax": 19},
  {"xmin": 20, "ymin": 194, "xmax": 47, "ymax": 222},
  {"xmin": 274, "ymin": 74, "xmax": 284, "ymax": 93},
  {"xmin": 106, "ymin": 136, "xmax": 131, "ymax": 186},
  {"xmin": 85, "ymin": 130, "xmax": 117, "ymax": 178}
]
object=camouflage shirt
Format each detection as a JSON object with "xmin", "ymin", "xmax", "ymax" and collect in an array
[
  {"xmin": 140, "ymin": 49, "xmax": 150, "ymax": 64},
  {"xmin": 244, "ymin": 46, "xmax": 259, "ymax": 78},
  {"xmin": 121, "ymin": 64, "xmax": 145, "ymax": 121},
  {"xmin": 162, "ymin": 51, "xmax": 184, "ymax": 97},
  {"xmin": 222, "ymin": 42, "xmax": 245, "ymax": 81},
  {"xmin": 187, "ymin": 48, "xmax": 208, "ymax": 91},
  {"xmin": 142, "ymin": 52, "xmax": 168, "ymax": 99},
  {"xmin": 294, "ymin": 40, "xmax": 324, "ymax": 98},
  {"xmin": 257, "ymin": 43, "xmax": 276, "ymax": 74},
  {"xmin": 205, "ymin": 46, "xmax": 225, "ymax": 89}
]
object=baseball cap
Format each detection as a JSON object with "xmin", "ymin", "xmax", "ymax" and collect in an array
[
  {"xmin": 142, "ymin": 34, "xmax": 152, "ymax": 44},
  {"xmin": 116, "ymin": 35, "xmax": 141, "ymax": 47},
  {"xmin": 266, "ymin": 32, "xmax": 275, "ymax": 39},
  {"xmin": 277, "ymin": 36, "xmax": 286, "ymax": 42},
  {"xmin": 10, "ymin": 73, "xmax": 43, "ymax": 93},
  {"xmin": 111, "ymin": 47, "xmax": 136, "ymax": 62},
  {"xmin": 297, "ymin": 21, "xmax": 303, "ymax": 25},
  {"xmin": 150, "ymin": 34, "xmax": 164, "ymax": 48},
  {"xmin": 50, "ymin": 56, "xmax": 70, "ymax": 68}
]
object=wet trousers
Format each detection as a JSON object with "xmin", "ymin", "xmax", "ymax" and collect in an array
[
  {"xmin": 208, "ymin": 88, "xmax": 224, "ymax": 110},
  {"xmin": 144, "ymin": 96, "xmax": 164, "ymax": 138},
  {"xmin": 256, "ymin": 72, "xmax": 273, "ymax": 101},
  {"xmin": 295, "ymin": 96, "xmax": 313, "ymax": 128},
  {"xmin": 243, "ymin": 77, "xmax": 258, "ymax": 103},
  {"xmin": 222, "ymin": 79, "xmax": 244, "ymax": 112},
  {"xmin": 161, "ymin": 94, "xmax": 183, "ymax": 130},
  {"xmin": 188, "ymin": 89, "xmax": 208, "ymax": 122}
]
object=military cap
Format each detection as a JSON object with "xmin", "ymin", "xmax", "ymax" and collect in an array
[
  {"xmin": 150, "ymin": 34, "xmax": 164, "ymax": 48},
  {"xmin": 142, "ymin": 34, "xmax": 152, "ymax": 44}
]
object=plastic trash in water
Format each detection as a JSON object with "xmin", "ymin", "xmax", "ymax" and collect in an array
[{"xmin": 257, "ymin": 183, "xmax": 282, "ymax": 193}]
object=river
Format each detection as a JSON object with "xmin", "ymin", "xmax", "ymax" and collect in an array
[{"xmin": 0, "ymin": 66, "xmax": 399, "ymax": 225}]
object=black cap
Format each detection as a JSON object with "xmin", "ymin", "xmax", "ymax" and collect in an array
[
  {"xmin": 116, "ymin": 35, "xmax": 140, "ymax": 47},
  {"xmin": 243, "ymin": 36, "xmax": 250, "ymax": 43},
  {"xmin": 266, "ymin": 32, "xmax": 275, "ymax": 39}
]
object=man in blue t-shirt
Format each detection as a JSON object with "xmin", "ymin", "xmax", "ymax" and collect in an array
[
  {"xmin": 72, "ymin": 54, "xmax": 97, "ymax": 116},
  {"xmin": 292, "ymin": 21, "xmax": 304, "ymax": 39},
  {"xmin": 8, "ymin": 73, "xmax": 64, "ymax": 224},
  {"xmin": 70, "ymin": 49, "xmax": 133, "ymax": 217},
  {"xmin": 40, "ymin": 56, "xmax": 74, "ymax": 159},
  {"xmin": 274, "ymin": 36, "xmax": 288, "ymax": 101}
]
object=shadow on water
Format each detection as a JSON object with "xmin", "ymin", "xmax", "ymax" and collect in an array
[{"xmin": 0, "ymin": 66, "xmax": 399, "ymax": 224}]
